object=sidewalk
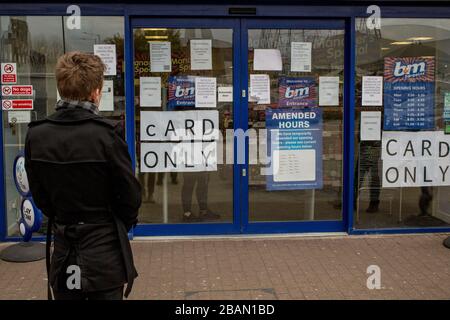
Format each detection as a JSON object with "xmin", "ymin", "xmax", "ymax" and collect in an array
[{"xmin": 1, "ymin": 233, "xmax": 449, "ymax": 300}]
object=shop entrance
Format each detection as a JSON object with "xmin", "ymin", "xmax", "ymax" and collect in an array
[{"xmin": 129, "ymin": 18, "xmax": 348, "ymax": 236}]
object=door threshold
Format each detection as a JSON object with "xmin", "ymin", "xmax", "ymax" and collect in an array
[{"xmin": 133, "ymin": 232, "xmax": 348, "ymax": 242}]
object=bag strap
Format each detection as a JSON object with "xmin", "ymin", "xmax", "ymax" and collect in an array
[{"xmin": 46, "ymin": 215, "xmax": 54, "ymax": 300}]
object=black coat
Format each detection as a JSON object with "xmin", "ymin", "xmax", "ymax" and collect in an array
[{"xmin": 24, "ymin": 106, "xmax": 141, "ymax": 297}]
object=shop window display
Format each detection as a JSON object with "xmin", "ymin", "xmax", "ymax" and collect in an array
[{"xmin": 355, "ymin": 18, "xmax": 450, "ymax": 229}]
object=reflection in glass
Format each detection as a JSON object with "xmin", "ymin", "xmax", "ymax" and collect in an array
[{"xmin": 355, "ymin": 18, "xmax": 450, "ymax": 229}]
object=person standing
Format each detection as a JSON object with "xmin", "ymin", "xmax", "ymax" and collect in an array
[{"xmin": 25, "ymin": 52, "xmax": 141, "ymax": 300}]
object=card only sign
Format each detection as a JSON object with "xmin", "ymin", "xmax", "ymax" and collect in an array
[
  {"xmin": 140, "ymin": 110, "xmax": 219, "ymax": 141},
  {"xmin": 382, "ymin": 131, "xmax": 450, "ymax": 187},
  {"xmin": 141, "ymin": 142, "xmax": 217, "ymax": 172}
]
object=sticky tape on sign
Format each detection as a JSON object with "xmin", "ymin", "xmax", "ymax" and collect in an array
[{"xmin": 1, "ymin": 99, "xmax": 33, "ymax": 110}]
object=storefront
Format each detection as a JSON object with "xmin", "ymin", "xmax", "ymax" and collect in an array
[{"xmin": 1, "ymin": 1, "xmax": 450, "ymax": 241}]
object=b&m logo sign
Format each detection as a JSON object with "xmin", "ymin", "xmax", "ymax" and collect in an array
[
  {"xmin": 384, "ymin": 57, "xmax": 435, "ymax": 83},
  {"xmin": 278, "ymin": 77, "xmax": 317, "ymax": 108},
  {"xmin": 168, "ymin": 76, "xmax": 195, "ymax": 109}
]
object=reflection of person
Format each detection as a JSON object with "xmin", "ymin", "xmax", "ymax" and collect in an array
[
  {"xmin": 354, "ymin": 141, "xmax": 381, "ymax": 213},
  {"xmin": 25, "ymin": 52, "xmax": 141, "ymax": 300},
  {"xmin": 419, "ymin": 187, "xmax": 433, "ymax": 216},
  {"xmin": 182, "ymin": 172, "xmax": 219, "ymax": 222}
]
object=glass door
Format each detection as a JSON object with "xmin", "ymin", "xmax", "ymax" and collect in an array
[
  {"xmin": 130, "ymin": 18, "xmax": 241, "ymax": 235},
  {"xmin": 242, "ymin": 19, "xmax": 347, "ymax": 233}
]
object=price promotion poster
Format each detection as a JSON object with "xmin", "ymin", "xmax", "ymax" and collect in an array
[
  {"xmin": 278, "ymin": 77, "xmax": 317, "ymax": 108},
  {"xmin": 265, "ymin": 108, "xmax": 323, "ymax": 191},
  {"xmin": 383, "ymin": 57, "xmax": 435, "ymax": 130},
  {"xmin": 168, "ymin": 76, "xmax": 195, "ymax": 109}
]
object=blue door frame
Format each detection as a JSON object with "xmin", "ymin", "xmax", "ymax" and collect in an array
[
  {"xmin": 2, "ymin": 4, "xmax": 450, "ymax": 241},
  {"xmin": 129, "ymin": 17, "xmax": 348, "ymax": 236}
]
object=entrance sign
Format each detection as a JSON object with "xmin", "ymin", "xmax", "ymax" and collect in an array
[
  {"xmin": 168, "ymin": 76, "xmax": 195, "ymax": 108},
  {"xmin": 140, "ymin": 142, "xmax": 217, "ymax": 172},
  {"xmin": 278, "ymin": 77, "xmax": 317, "ymax": 108},
  {"xmin": 1, "ymin": 63, "xmax": 17, "ymax": 84},
  {"xmin": 382, "ymin": 131, "xmax": 450, "ymax": 187},
  {"xmin": 94, "ymin": 44, "xmax": 117, "ymax": 76},
  {"xmin": 2, "ymin": 99, "xmax": 33, "ymax": 110},
  {"xmin": 383, "ymin": 57, "xmax": 435, "ymax": 130},
  {"xmin": 1, "ymin": 85, "xmax": 33, "ymax": 96},
  {"xmin": 140, "ymin": 110, "xmax": 219, "ymax": 141},
  {"xmin": 150, "ymin": 41, "xmax": 172, "ymax": 72},
  {"xmin": 266, "ymin": 108, "xmax": 323, "ymax": 190}
]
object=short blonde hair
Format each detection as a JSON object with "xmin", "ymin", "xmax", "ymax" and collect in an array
[{"xmin": 56, "ymin": 51, "xmax": 105, "ymax": 101}]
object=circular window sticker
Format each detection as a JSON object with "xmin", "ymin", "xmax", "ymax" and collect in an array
[
  {"xmin": 21, "ymin": 198, "xmax": 42, "ymax": 232},
  {"xmin": 13, "ymin": 154, "xmax": 30, "ymax": 197}
]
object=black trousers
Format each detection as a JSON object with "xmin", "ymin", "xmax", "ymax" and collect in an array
[{"xmin": 52, "ymin": 286, "xmax": 124, "ymax": 300}]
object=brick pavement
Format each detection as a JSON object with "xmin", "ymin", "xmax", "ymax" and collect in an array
[{"xmin": 0, "ymin": 233, "xmax": 449, "ymax": 300}]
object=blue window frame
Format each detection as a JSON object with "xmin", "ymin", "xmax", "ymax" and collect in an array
[{"xmin": 0, "ymin": 4, "xmax": 450, "ymax": 240}]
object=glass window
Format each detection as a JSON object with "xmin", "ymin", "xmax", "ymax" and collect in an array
[
  {"xmin": 133, "ymin": 28, "xmax": 234, "ymax": 224},
  {"xmin": 1, "ymin": 16, "xmax": 124, "ymax": 237},
  {"xmin": 247, "ymin": 28, "xmax": 345, "ymax": 222},
  {"xmin": 355, "ymin": 18, "xmax": 450, "ymax": 229}
]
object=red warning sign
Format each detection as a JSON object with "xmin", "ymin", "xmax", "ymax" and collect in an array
[
  {"xmin": 1, "ymin": 85, "xmax": 33, "ymax": 96},
  {"xmin": 1, "ymin": 63, "xmax": 17, "ymax": 84},
  {"xmin": 2, "ymin": 99, "xmax": 33, "ymax": 110}
]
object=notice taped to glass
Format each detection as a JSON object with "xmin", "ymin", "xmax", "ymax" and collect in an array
[
  {"xmin": 383, "ymin": 57, "xmax": 435, "ymax": 131},
  {"xmin": 265, "ymin": 108, "xmax": 323, "ymax": 191}
]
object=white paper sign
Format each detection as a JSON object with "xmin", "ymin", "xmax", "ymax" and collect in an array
[
  {"xmin": 362, "ymin": 76, "xmax": 383, "ymax": 106},
  {"xmin": 360, "ymin": 111, "xmax": 381, "ymax": 141},
  {"xmin": 99, "ymin": 80, "xmax": 114, "ymax": 111},
  {"xmin": 140, "ymin": 77, "xmax": 161, "ymax": 107},
  {"xmin": 249, "ymin": 74, "xmax": 270, "ymax": 105},
  {"xmin": 218, "ymin": 86, "xmax": 233, "ymax": 102},
  {"xmin": 94, "ymin": 44, "xmax": 117, "ymax": 76},
  {"xmin": 273, "ymin": 149, "xmax": 316, "ymax": 182},
  {"xmin": 141, "ymin": 142, "xmax": 217, "ymax": 172},
  {"xmin": 8, "ymin": 111, "xmax": 31, "ymax": 124},
  {"xmin": 195, "ymin": 77, "xmax": 216, "ymax": 108},
  {"xmin": 291, "ymin": 42, "xmax": 312, "ymax": 72},
  {"xmin": 319, "ymin": 76, "xmax": 339, "ymax": 106},
  {"xmin": 140, "ymin": 110, "xmax": 219, "ymax": 141},
  {"xmin": 190, "ymin": 39, "xmax": 212, "ymax": 70},
  {"xmin": 150, "ymin": 42, "xmax": 172, "ymax": 73},
  {"xmin": 253, "ymin": 49, "xmax": 282, "ymax": 71},
  {"xmin": 382, "ymin": 131, "xmax": 450, "ymax": 187}
]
